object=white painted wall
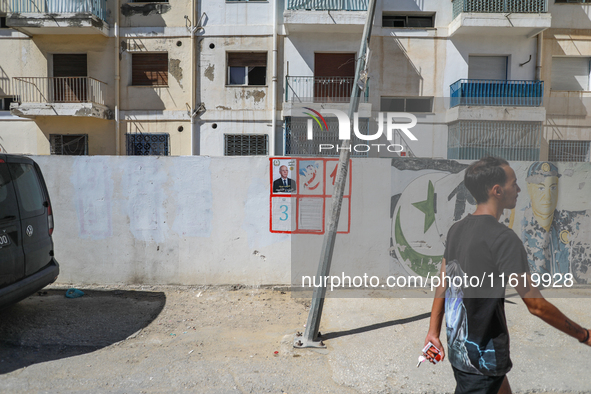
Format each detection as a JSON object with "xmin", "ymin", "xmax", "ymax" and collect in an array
[{"xmin": 33, "ymin": 156, "xmax": 403, "ymax": 286}]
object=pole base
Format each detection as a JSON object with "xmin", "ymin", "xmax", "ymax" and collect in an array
[{"xmin": 293, "ymin": 331, "xmax": 326, "ymax": 349}]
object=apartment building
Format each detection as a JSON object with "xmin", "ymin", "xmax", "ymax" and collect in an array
[{"xmin": 0, "ymin": 0, "xmax": 590, "ymax": 161}]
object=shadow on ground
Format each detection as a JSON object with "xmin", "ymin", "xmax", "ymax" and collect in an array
[
  {"xmin": 0, "ymin": 288, "xmax": 165, "ymax": 374},
  {"xmin": 320, "ymin": 312, "xmax": 432, "ymax": 341}
]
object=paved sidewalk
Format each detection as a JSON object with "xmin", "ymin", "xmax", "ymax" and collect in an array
[{"xmin": 0, "ymin": 285, "xmax": 590, "ymax": 393}]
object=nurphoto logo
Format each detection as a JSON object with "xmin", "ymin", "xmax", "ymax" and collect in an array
[{"xmin": 303, "ymin": 109, "xmax": 418, "ymax": 154}]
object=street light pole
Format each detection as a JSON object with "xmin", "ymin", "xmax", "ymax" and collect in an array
[{"xmin": 295, "ymin": 0, "xmax": 378, "ymax": 349}]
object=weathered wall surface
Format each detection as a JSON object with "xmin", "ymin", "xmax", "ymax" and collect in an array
[
  {"xmin": 33, "ymin": 156, "xmax": 591, "ymax": 286},
  {"xmin": 390, "ymin": 158, "xmax": 591, "ymax": 284}
]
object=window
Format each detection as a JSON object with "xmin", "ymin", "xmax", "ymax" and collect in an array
[
  {"xmin": 1, "ymin": 97, "xmax": 15, "ymax": 111},
  {"xmin": 132, "ymin": 53, "xmax": 168, "ymax": 86},
  {"xmin": 50, "ymin": 134, "xmax": 88, "ymax": 155},
  {"xmin": 227, "ymin": 52, "xmax": 267, "ymax": 86},
  {"xmin": 285, "ymin": 116, "xmax": 370, "ymax": 157},
  {"xmin": 0, "ymin": 17, "xmax": 8, "ymax": 29},
  {"xmin": 382, "ymin": 13, "xmax": 434, "ymax": 28},
  {"xmin": 468, "ymin": 56, "xmax": 507, "ymax": 80},
  {"xmin": 549, "ymin": 140, "xmax": 591, "ymax": 162},
  {"xmin": 126, "ymin": 133, "xmax": 169, "ymax": 156},
  {"xmin": 551, "ymin": 57, "xmax": 590, "ymax": 91},
  {"xmin": 381, "ymin": 97, "xmax": 433, "ymax": 113},
  {"xmin": 0, "ymin": 163, "xmax": 18, "ymax": 221},
  {"xmin": 448, "ymin": 121, "xmax": 541, "ymax": 161},
  {"xmin": 224, "ymin": 134, "xmax": 267, "ymax": 156},
  {"xmin": 8, "ymin": 163, "xmax": 45, "ymax": 217}
]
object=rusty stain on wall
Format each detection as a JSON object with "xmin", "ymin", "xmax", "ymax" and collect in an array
[
  {"xmin": 169, "ymin": 59, "xmax": 183, "ymax": 88},
  {"xmin": 204, "ymin": 64, "xmax": 215, "ymax": 81}
]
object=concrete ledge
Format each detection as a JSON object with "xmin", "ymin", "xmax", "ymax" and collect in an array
[
  {"xmin": 447, "ymin": 105, "xmax": 546, "ymax": 123},
  {"xmin": 10, "ymin": 102, "xmax": 113, "ymax": 119},
  {"xmin": 283, "ymin": 10, "xmax": 366, "ymax": 33},
  {"xmin": 449, "ymin": 13, "xmax": 551, "ymax": 37},
  {"xmin": 283, "ymin": 102, "xmax": 373, "ymax": 118},
  {"xmin": 6, "ymin": 13, "xmax": 110, "ymax": 36}
]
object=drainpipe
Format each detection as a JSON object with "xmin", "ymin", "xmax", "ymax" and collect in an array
[
  {"xmin": 536, "ymin": 31, "xmax": 543, "ymax": 82},
  {"xmin": 271, "ymin": 0, "xmax": 278, "ymax": 156},
  {"xmin": 115, "ymin": 0, "xmax": 121, "ymax": 155},
  {"xmin": 191, "ymin": 0, "xmax": 197, "ymax": 155}
]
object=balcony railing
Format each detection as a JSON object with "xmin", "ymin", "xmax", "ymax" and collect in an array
[
  {"xmin": 452, "ymin": 0, "xmax": 547, "ymax": 19},
  {"xmin": 9, "ymin": 0, "xmax": 107, "ymax": 22},
  {"xmin": 287, "ymin": 0, "xmax": 368, "ymax": 11},
  {"xmin": 285, "ymin": 76, "xmax": 369, "ymax": 103},
  {"xmin": 12, "ymin": 77, "xmax": 107, "ymax": 106},
  {"xmin": 450, "ymin": 79, "xmax": 544, "ymax": 108}
]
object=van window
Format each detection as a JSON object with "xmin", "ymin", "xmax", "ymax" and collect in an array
[
  {"xmin": 0, "ymin": 163, "xmax": 19, "ymax": 220},
  {"xmin": 8, "ymin": 163, "xmax": 45, "ymax": 217}
]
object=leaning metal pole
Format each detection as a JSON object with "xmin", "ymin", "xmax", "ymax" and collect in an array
[{"xmin": 296, "ymin": 0, "xmax": 378, "ymax": 348}]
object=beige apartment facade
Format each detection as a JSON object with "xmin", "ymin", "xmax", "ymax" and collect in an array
[{"xmin": 1, "ymin": 0, "xmax": 591, "ymax": 162}]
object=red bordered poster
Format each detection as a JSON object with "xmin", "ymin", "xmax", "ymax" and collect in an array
[{"xmin": 269, "ymin": 157, "xmax": 352, "ymax": 234}]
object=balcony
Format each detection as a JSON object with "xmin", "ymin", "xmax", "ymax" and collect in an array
[
  {"xmin": 287, "ymin": 0, "xmax": 367, "ymax": 11},
  {"xmin": 283, "ymin": 76, "xmax": 371, "ymax": 117},
  {"xmin": 6, "ymin": 0, "xmax": 109, "ymax": 36},
  {"xmin": 10, "ymin": 77, "xmax": 112, "ymax": 119},
  {"xmin": 449, "ymin": 0, "xmax": 550, "ymax": 37},
  {"xmin": 284, "ymin": 0, "xmax": 368, "ymax": 33},
  {"xmin": 448, "ymin": 79, "xmax": 545, "ymax": 123},
  {"xmin": 285, "ymin": 76, "xmax": 369, "ymax": 103},
  {"xmin": 450, "ymin": 79, "xmax": 544, "ymax": 107}
]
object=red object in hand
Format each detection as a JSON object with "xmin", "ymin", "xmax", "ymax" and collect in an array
[{"xmin": 422, "ymin": 342, "xmax": 442, "ymax": 363}]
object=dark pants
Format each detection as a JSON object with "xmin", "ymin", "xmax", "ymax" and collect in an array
[{"xmin": 452, "ymin": 366, "xmax": 505, "ymax": 394}]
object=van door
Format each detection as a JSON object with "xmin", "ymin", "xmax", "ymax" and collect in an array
[
  {"xmin": 6, "ymin": 157, "xmax": 52, "ymax": 276},
  {"xmin": 0, "ymin": 157, "xmax": 25, "ymax": 287}
]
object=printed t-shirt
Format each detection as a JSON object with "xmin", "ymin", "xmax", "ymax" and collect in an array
[{"xmin": 443, "ymin": 214, "xmax": 529, "ymax": 376}]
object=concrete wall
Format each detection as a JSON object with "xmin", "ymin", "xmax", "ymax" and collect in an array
[{"xmin": 34, "ymin": 156, "xmax": 591, "ymax": 286}]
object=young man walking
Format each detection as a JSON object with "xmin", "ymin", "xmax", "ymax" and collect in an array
[{"xmin": 424, "ymin": 157, "xmax": 591, "ymax": 394}]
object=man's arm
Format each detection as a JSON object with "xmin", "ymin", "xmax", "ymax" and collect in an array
[
  {"xmin": 514, "ymin": 274, "xmax": 591, "ymax": 346},
  {"xmin": 425, "ymin": 258, "xmax": 447, "ymax": 361}
]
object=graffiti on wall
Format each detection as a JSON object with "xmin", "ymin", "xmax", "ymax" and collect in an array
[{"xmin": 390, "ymin": 159, "xmax": 591, "ymax": 284}]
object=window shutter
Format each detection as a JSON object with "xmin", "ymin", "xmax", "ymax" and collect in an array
[
  {"xmin": 551, "ymin": 57, "xmax": 590, "ymax": 91},
  {"xmin": 468, "ymin": 56, "xmax": 507, "ymax": 80},
  {"xmin": 132, "ymin": 53, "xmax": 169, "ymax": 86},
  {"xmin": 227, "ymin": 52, "xmax": 267, "ymax": 67}
]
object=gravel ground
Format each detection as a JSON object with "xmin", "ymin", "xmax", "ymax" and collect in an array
[{"xmin": 0, "ymin": 285, "xmax": 590, "ymax": 393}]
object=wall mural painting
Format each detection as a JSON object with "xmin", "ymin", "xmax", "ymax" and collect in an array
[{"xmin": 390, "ymin": 160, "xmax": 591, "ymax": 284}]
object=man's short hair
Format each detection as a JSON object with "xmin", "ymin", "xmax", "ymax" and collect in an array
[{"xmin": 464, "ymin": 156, "xmax": 509, "ymax": 204}]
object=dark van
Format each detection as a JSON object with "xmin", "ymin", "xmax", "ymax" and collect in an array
[{"xmin": 0, "ymin": 154, "xmax": 59, "ymax": 309}]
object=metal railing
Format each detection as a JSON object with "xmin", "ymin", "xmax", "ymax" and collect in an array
[
  {"xmin": 285, "ymin": 76, "xmax": 369, "ymax": 103},
  {"xmin": 450, "ymin": 79, "xmax": 544, "ymax": 108},
  {"xmin": 452, "ymin": 0, "xmax": 547, "ymax": 19},
  {"xmin": 548, "ymin": 140, "xmax": 591, "ymax": 162},
  {"xmin": 12, "ymin": 77, "xmax": 107, "ymax": 105},
  {"xmin": 448, "ymin": 120, "xmax": 541, "ymax": 161},
  {"xmin": 287, "ymin": 0, "xmax": 368, "ymax": 11},
  {"xmin": 9, "ymin": 0, "xmax": 107, "ymax": 22}
]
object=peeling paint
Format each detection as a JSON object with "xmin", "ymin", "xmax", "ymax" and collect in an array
[
  {"xmin": 391, "ymin": 157, "xmax": 468, "ymax": 173},
  {"xmin": 204, "ymin": 64, "xmax": 215, "ymax": 81},
  {"xmin": 169, "ymin": 59, "xmax": 183, "ymax": 88},
  {"xmin": 121, "ymin": 3, "xmax": 171, "ymax": 17},
  {"xmin": 246, "ymin": 90, "xmax": 266, "ymax": 103},
  {"xmin": 216, "ymin": 105, "xmax": 231, "ymax": 110}
]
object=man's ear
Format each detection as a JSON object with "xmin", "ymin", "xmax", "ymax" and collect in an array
[{"xmin": 490, "ymin": 184, "xmax": 502, "ymax": 198}]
